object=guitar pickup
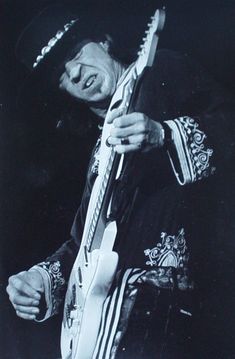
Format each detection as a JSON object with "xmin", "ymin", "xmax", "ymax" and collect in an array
[
  {"xmin": 78, "ymin": 267, "xmax": 83, "ymax": 288},
  {"xmin": 84, "ymin": 245, "xmax": 89, "ymax": 266}
]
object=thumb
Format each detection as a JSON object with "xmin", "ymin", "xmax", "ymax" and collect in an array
[
  {"xmin": 27, "ymin": 270, "xmax": 44, "ymax": 293},
  {"xmin": 106, "ymin": 107, "xmax": 125, "ymax": 124}
]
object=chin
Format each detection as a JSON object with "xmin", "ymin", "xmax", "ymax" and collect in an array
[{"xmin": 94, "ymin": 91, "xmax": 110, "ymax": 105}]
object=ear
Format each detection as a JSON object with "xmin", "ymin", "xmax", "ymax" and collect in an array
[{"xmin": 99, "ymin": 34, "xmax": 113, "ymax": 52}]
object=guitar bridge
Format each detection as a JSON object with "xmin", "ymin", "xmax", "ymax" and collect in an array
[{"xmin": 66, "ymin": 284, "xmax": 77, "ymax": 328}]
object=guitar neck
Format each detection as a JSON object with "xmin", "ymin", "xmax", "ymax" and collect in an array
[
  {"xmin": 88, "ymin": 73, "xmax": 138, "ymax": 251},
  {"xmin": 87, "ymin": 8, "xmax": 166, "ymax": 251}
]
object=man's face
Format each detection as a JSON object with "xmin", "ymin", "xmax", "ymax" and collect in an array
[{"xmin": 59, "ymin": 41, "xmax": 119, "ymax": 107}]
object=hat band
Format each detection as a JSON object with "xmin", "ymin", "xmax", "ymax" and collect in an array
[{"xmin": 33, "ymin": 19, "xmax": 77, "ymax": 68}]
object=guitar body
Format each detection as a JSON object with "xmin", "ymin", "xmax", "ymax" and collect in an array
[
  {"xmin": 61, "ymin": 8, "xmax": 165, "ymax": 359},
  {"xmin": 61, "ymin": 176, "xmax": 119, "ymax": 359},
  {"xmin": 61, "ymin": 248, "xmax": 118, "ymax": 359}
]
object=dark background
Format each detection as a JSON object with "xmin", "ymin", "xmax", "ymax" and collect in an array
[{"xmin": 1, "ymin": 1, "xmax": 235, "ymax": 358}]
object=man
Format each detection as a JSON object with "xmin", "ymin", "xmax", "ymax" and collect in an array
[{"xmin": 6, "ymin": 4, "xmax": 235, "ymax": 359}]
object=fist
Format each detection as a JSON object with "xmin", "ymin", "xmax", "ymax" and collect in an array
[
  {"xmin": 6, "ymin": 270, "xmax": 44, "ymax": 320},
  {"xmin": 106, "ymin": 109, "xmax": 164, "ymax": 153}
]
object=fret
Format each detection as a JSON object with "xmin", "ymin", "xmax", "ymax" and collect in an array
[{"xmin": 86, "ymin": 78, "xmax": 137, "ymax": 249}]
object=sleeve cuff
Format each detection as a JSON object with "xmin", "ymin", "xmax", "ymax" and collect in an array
[
  {"xmin": 164, "ymin": 117, "xmax": 216, "ymax": 185},
  {"xmin": 30, "ymin": 261, "xmax": 66, "ymax": 321}
]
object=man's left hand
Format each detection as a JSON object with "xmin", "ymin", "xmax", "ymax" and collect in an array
[{"xmin": 106, "ymin": 109, "xmax": 164, "ymax": 153}]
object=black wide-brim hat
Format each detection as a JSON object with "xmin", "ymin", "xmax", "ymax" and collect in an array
[{"xmin": 16, "ymin": 5, "xmax": 103, "ymax": 109}]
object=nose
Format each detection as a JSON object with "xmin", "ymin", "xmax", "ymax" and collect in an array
[{"xmin": 65, "ymin": 60, "xmax": 81, "ymax": 82}]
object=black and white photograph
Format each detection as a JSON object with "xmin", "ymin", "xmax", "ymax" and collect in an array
[{"xmin": 1, "ymin": 1, "xmax": 235, "ymax": 358}]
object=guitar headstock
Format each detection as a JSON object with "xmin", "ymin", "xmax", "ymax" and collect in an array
[{"xmin": 135, "ymin": 8, "xmax": 166, "ymax": 76}]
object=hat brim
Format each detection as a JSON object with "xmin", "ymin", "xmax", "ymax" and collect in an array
[{"xmin": 17, "ymin": 19, "xmax": 91, "ymax": 111}]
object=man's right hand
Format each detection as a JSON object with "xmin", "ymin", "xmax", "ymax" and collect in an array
[{"xmin": 6, "ymin": 270, "xmax": 44, "ymax": 320}]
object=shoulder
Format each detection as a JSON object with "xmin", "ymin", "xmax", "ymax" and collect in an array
[
  {"xmin": 152, "ymin": 49, "xmax": 196, "ymax": 75},
  {"xmin": 155, "ymin": 49, "xmax": 187, "ymax": 61},
  {"xmin": 148, "ymin": 49, "xmax": 219, "ymax": 92},
  {"xmin": 139, "ymin": 49, "xmax": 195, "ymax": 91}
]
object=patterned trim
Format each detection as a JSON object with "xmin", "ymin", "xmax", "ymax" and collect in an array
[
  {"xmin": 92, "ymin": 268, "xmax": 145, "ymax": 359},
  {"xmin": 35, "ymin": 261, "xmax": 66, "ymax": 317},
  {"xmin": 94, "ymin": 266, "xmax": 193, "ymax": 358},
  {"xmin": 165, "ymin": 117, "xmax": 215, "ymax": 185},
  {"xmin": 33, "ymin": 19, "xmax": 77, "ymax": 68},
  {"xmin": 137, "ymin": 267, "xmax": 175, "ymax": 289},
  {"xmin": 144, "ymin": 228, "xmax": 188, "ymax": 268}
]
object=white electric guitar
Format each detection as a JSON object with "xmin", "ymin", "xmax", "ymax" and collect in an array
[{"xmin": 61, "ymin": 8, "xmax": 166, "ymax": 359}]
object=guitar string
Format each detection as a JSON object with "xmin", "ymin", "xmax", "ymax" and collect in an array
[
  {"xmin": 85, "ymin": 73, "xmax": 137, "ymax": 252},
  {"xmin": 83, "ymin": 15, "xmax": 159, "ymax": 252}
]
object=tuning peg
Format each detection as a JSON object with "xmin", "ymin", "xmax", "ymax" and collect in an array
[
  {"xmin": 142, "ymin": 37, "xmax": 147, "ymax": 41},
  {"xmin": 145, "ymin": 30, "xmax": 149, "ymax": 34}
]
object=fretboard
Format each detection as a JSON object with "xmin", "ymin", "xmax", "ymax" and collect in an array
[{"xmin": 86, "ymin": 70, "xmax": 138, "ymax": 251}]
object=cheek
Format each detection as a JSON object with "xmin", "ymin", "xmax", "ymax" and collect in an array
[
  {"xmin": 104, "ymin": 71, "xmax": 116, "ymax": 94},
  {"xmin": 61, "ymin": 80, "xmax": 77, "ymax": 97}
]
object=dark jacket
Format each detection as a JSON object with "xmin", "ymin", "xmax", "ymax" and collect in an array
[{"xmin": 36, "ymin": 50, "xmax": 235, "ymax": 358}]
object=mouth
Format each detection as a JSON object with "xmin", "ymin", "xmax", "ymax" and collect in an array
[{"xmin": 83, "ymin": 74, "xmax": 97, "ymax": 90}]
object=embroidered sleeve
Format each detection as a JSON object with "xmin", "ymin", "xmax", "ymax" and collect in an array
[
  {"xmin": 165, "ymin": 116, "xmax": 216, "ymax": 185},
  {"xmin": 31, "ymin": 261, "xmax": 66, "ymax": 321}
]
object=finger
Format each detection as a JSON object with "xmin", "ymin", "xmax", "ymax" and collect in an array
[
  {"xmin": 110, "ymin": 124, "xmax": 135, "ymax": 138},
  {"xmin": 114, "ymin": 144, "xmax": 141, "ymax": 154},
  {"xmin": 8, "ymin": 276, "xmax": 41, "ymax": 300},
  {"xmin": 16, "ymin": 310, "xmax": 36, "ymax": 321},
  {"xmin": 125, "ymin": 133, "xmax": 146, "ymax": 145},
  {"xmin": 113, "ymin": 112, "xmax": 144, "ymax": 128},
  {"xmin": 106, "ymin": 108, "xmax": 125, "ymax": 124},
  {"xmin": 8, "ymin": 287, "xmax": 40, "ymax": 306},
  {"xmin": 110, "ymin": 121, "xmax": 146, "ymax": 139},
  {"xmin": 14, "ymin": 305, "xmax": 40, "ymax": 315},
  {"xmin": 108, "ymin": 133, "xmax": 146, "ymax": 146},
  {"xmin": 13, "ymin": 296, "xmax": 40, "ymax": 307},
  {"xmin": 7, "ymin": 284, "xmax": 39, "ymax": 304},
  {"xmin": 26, "ymin": 270, "xmax": 44, "ymax": 293}
]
